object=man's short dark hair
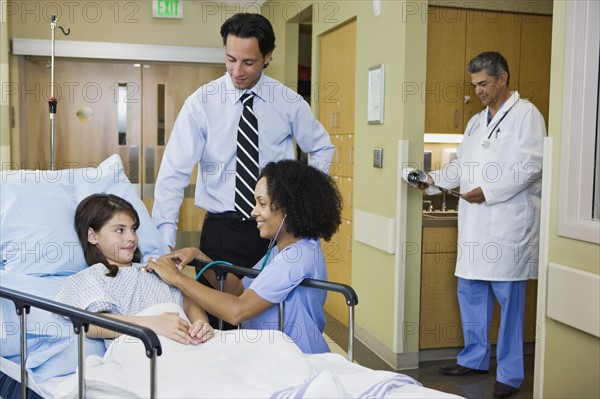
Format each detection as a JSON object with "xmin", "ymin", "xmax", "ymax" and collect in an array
[
  {"xmin": 467, "ymin": 51, "xmax": 510, "ymax": 86},
  {"xmin": 220, "ymin": 13, "xmax": 276, "ymax": 58}
]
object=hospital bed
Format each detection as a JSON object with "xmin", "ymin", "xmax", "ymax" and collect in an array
[{"xmin": 1, "ymin": 155, "xmax": 462, "ymax": 398}]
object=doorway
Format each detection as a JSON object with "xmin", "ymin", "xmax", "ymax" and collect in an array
[{"xmin": 18, "ymin": 57, "xmax": 225, "ymax": 246}]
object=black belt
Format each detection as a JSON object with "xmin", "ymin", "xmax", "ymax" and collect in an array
[{"xmin": 205, "ymin": 211, "xmax": 254, "ymax": 221}]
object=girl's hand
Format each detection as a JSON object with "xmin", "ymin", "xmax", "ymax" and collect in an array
[
  {"xmin": 188, "ymin": 320, "xmax": 214, "ymax": 343},
  {"xmin": 148, "ymin": 312, "xmax": 202, "ymax": 345}
]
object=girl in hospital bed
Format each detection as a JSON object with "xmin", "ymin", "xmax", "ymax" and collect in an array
[
  {"xmin": 146, "ymin": 160, "xmax": 342, "ymax": 354},
  {"xmin": 54, "ymin": 193, "xmax": 214, "ymax": 346}
]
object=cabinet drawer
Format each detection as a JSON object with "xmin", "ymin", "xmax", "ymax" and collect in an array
[{"xmin": 422, "ymin": 226, "xmax": 458, "ymax": 253}]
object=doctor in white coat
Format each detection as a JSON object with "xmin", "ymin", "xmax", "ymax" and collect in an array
[{"xmin": 422, "ymin": 52, "xmax": 545, "ymax": 398}]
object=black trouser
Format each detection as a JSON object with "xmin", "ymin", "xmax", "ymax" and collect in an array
[{"xmin": 197, "ymin": 211, "xmax": 269, "ymax": 329}]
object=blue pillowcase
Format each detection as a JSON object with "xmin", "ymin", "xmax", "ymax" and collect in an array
[
  {"xmin": 0, "ymin": 154, "xmax": 169, "ymax": 275},
  {"xmin": 0, "ymin": 270, "xmax": 106, "ymax": 383},
  {"xmin": 0, "ymin": 154, "xmax": 169, "ymax": 382}
]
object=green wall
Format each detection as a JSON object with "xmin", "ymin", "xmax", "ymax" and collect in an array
[
  {"xmin": 7, "ymin": 0, "xmax": 225, "ymax": 47},
  {"xmin": 544, "ymin": 1, "xmax": 600, "ymax": 396},
  {"xmin": 1, "ymin": 6, "xmax": 9, "ymax": 162},
  {"xmin": 266, "ymin": 0, "xmax": 427, "ymax": 356}
]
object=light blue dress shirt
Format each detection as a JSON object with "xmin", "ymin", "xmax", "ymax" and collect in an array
[{"xmin": 152, "ymin": 72, "xmax": 334, "ymax": 247}]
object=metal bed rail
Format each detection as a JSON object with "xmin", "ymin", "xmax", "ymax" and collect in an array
[
  {"xmin": 0, "ymin": 286, "xmax": 162, "ymax": 399},
  {"xmin": 192, "ymin": 261, "xmax": 359, "ymax": 362}
]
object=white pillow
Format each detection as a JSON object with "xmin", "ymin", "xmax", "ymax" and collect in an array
[{"xmin": 0, "ymin": 154, "xmax": 169, "ymax": 276}]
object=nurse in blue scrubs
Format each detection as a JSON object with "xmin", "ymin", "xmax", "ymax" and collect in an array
[{"xmin": 147, "ymin": 160, "xmax": 342, "ymax": 354}]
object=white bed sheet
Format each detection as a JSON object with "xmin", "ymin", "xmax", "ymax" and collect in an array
[
  {"xmin": 1, "ymin": 343, "xmax": 461, "ymax": 399},
  {"xmin": 55, "ymin": 303, "xmax": 450, "ymax": 398},
  {"xmin": 1, "ymin": 303, "xmax": 462, "ymax": 399}
]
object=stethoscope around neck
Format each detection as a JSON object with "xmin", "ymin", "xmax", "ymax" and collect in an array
[
  {"xmin": 260, "ymin": 214, "xmax": 287, "ymax": 270},
  {"xmin": 479, "ymin": 100, "xmax": 518, "ymax": 149},
  {"xmin": 193, "ymin": 213, "xmax": 288, "ymax": 280}
]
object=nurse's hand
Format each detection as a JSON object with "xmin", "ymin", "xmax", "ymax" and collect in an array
[
  {"xmin": 145, "ymin": 257, "xmax": 182, "ymax": 286},
  {"xmin": 462, "ymin": 187, "xmax": 486, "ymax": 203},
  {"xmin": 169, "ymin": 247, "xmax": 211, "ymax": 268}
]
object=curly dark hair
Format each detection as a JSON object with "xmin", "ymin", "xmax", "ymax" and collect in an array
[
  {"xmin": 74, "ymin": 193, "xmax": 141, "ymax": 277},
  {"xmin": 259, "ymin": 160, "xmax": 342, "ymax": 241}
]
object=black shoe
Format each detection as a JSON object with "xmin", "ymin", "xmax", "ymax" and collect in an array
[
  {"xmin": 438, "ymin": 364, "xmax": 489, "ymax": 376},
  {"xmin": 493, "ymin": 382, "xmax": 519, "ymax": 398}
]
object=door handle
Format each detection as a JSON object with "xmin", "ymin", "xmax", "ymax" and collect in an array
[{"xmin": 128, "ymin": 146, "xmax": 140, "ymax": 183}]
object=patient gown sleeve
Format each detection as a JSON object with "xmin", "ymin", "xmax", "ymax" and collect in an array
[{"xmin": 54, "ymin": 264, "xmax": 118, "ymax": 313}]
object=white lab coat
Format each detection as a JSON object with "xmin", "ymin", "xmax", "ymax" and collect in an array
[{"xmin": 429, "ymin": 92, "xmax": 545, "ymax": 281}]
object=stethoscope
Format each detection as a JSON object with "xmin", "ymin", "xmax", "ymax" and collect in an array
[
  {"xmin": 192, "ymin": 214, "xmax": 288, "ymax": 280},
  {"xmin": 480, "ymin": 100, "xmax": 518, "ymax": 149},
  {"xmin": 260, "ymin": 214, "xmax": 287, "ymax": 270}
]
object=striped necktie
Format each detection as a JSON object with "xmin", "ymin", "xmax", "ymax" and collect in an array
[{"xmin": 234, "ymin": 92, "xmax": 259, "ymax": 219}]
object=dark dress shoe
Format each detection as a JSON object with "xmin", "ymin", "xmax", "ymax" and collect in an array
[
  {"xmin": 438, "ymin": 364, "xmax": 489, "ymax": 376},
  {"xmin": 493, "ymin": 381, "xmax": 519, "ymax": 398}
]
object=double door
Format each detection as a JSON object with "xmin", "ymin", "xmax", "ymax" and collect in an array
[{"xmin": 19, "ymin": 57, "xmax": 225, "ymax": 246}]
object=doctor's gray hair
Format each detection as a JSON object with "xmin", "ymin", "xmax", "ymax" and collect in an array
[{"xmin": 467, "ymin": 51, "xmax": 510, "ymax": 86}]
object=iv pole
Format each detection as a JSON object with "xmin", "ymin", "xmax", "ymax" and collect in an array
[{"xmin": 48, "ymin": 14, "xmax": 70, "ymax": 170}]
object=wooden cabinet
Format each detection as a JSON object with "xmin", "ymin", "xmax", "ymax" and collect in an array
[
  {"xmin": 420, "ymin": 227, "xmax": 460, "ymax": 349},
  {"xmin": 425, "ymin": 7, "xmax": 552, "ymax": 133},
  {"xmin": 319, "ymin": 20, "xmax": 356, "ymax": 135},
  {"xmin": 420, "ymin": 226, "xmax": 538, "ymax": 349},
  {"xmin": 519, "ymin": 14, "xmax": 553, "ymax": 125},
  {"xmin": 319, "ymin": 20, "xmax": 356, "ymax": 326},
  {"xmin": 425, "ymin": 7, "xmax": 467, "ymax": 134}
]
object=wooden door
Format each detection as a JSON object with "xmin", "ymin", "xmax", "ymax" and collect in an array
[
  {"xmin": 519, "ymin": 14, "xmax": 552, "ymax": 126},
  {"xmin": 19, "ymin": 58, "xmax": 224, "ymax": 248},
  {"xmin": 425, "ymin": 7, "xmax": 467, "ymax": 134},
  {"xmin": 20, "ymin": 57, "xmax": 142, "ymax": 179},
  {"xmin": 463, "ymin": 10, "xmax": 522, "ymax": 129},
  {"xmin": 140, "ymin": 63, "xmax": 224, "ymax": 247},
  {"xmin": 319, "ymin": 20, "xmax": 356, "ymax": 136},
  {"xmin": 319, "ymin": 20, "xmax": 356, "ymax": 326}
]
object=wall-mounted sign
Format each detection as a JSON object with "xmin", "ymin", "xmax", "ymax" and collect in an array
[{"xmin": 153, "ymin": 0, "xmax": 183, "ymax": 19}]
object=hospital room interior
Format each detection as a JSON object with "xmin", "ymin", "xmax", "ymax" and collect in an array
[{"xmin": 1, "ymin": 0, "xmax": 599, "ymax": 398}]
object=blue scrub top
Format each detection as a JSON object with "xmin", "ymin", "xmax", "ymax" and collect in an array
[{"xmin": 241, "ymin": 238, "xmax": 330, "ymax": 354}]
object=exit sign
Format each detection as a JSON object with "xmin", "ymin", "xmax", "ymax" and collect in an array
[{"xmin": 153, "ymin": 0, "xmax": 183, "ymax": 19}]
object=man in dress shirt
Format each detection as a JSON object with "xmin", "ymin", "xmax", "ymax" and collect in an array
[{"xmin": 152, "ymin": 13, "xmax": 334, "ymax": 326}]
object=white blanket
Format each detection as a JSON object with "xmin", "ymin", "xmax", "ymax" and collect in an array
[{"xmin": 54, "ymin": 303, "xmax": 456, "ymax": 398}]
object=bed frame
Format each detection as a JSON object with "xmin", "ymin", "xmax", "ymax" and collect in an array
[
  {"xmin": 201, "ymin": 261, "xmax": 359, "ymax": 362},
  {"xmin": 1, "ymin": 269, "xmax": 358, "ymax": 399},
  {"xmin": 0, "ymin": 286, "xmax": 162, "ymax": 399}
]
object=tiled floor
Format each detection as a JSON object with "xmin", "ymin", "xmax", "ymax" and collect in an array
[
  {"xmin": 324, "ymin": 318, "xmax": 534, "ymax": 399},
  {"xmin": 399, "ymin": 356, "xmax": 534, "ymax": 399}
]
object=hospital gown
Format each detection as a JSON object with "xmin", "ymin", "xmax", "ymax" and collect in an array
[
  {"xmin": 242, "ymin": 238, "xmax": 329, "ymax": 354},
  {"xmin": 55, "ymin": 262, "xmax": 183, "ymax": 316}
]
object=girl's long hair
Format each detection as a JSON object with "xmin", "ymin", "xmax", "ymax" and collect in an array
[{"xmin": 74, "ymin": 193, "xmax": 141, "ymax": 277}]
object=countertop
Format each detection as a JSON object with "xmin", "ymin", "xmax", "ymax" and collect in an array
[{"xmin": 422, "ymin": 211, "xmax": 458, "ymax": 227}]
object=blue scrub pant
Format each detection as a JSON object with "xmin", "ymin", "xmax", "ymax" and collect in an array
[{"xmin": 456, "ymin": 278, "xmax": 527, "ymax": 388}]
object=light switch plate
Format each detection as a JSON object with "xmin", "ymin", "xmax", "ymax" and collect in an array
[{"xmin": 373, "ymin": 147, "xmax": 383, "ymax": 168}]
